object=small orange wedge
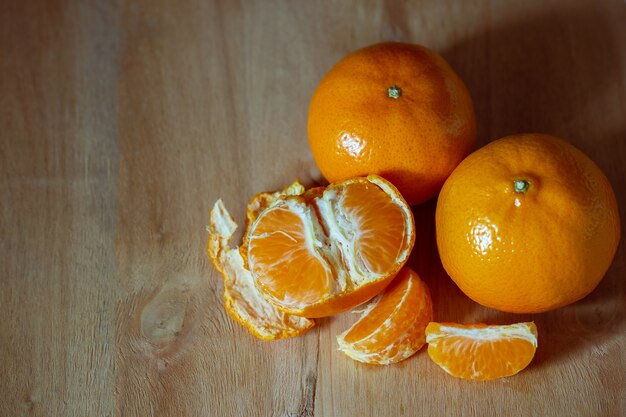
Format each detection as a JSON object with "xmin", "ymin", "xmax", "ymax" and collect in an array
[
  {"xmin": 337, "ymin": 267, "xmax": 433, "ymax": 365},
  {"xmin": 425, "ymin": 322, "xmax": 538, "ymax": 380},
  {"xmin": 207, "ymin": 183, "xmax": 314, "ymax": 340},
  {"xmin": 246, "ymin": 175, "xmax": 415, "ymax": 318}
]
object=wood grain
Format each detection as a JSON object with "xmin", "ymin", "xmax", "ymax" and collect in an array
[{"xmin": 1, "ymin": 1, "xmax": 625, "ymax": 416}]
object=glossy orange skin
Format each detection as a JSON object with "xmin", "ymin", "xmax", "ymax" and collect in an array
[
  {"xmin": 436, "ymin": 134, "xmax": 621, "ymax": 313},
  {"xmin": 308, "ymin": 42, "xmax": 476, "ymax": 206}
]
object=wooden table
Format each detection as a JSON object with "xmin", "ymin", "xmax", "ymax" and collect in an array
[{"xmin": 2, "ymin": 1, "xmax": 625, "ymax": 416}]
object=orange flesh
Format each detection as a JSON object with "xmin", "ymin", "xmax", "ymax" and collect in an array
[
  {"xmin": 343, "ymin": 272, "xmax": 409, "ymax": 343},
  {"xmin": 426, "ymin": 322, "xmax": 538, "ymax": 380},
  {"xmin": 337, "ymin": 267, "xmax": 433, "ymax": 364},
  {"xmin": 247, "ymin": 175, "xmax": 414, "ymax": 317},
  {"xmin": 248, "ymin": 206, "xmax": 331, "ymax": 307},
  {"xmin": 340, "ymin": 182, "xmax": 407, "ymax": 274}
]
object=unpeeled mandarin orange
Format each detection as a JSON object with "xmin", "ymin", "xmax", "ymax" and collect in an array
[
  {"xmin": 308, "ymin": 42, "xmax": 476, "ymax": 205},
  {"xmin": 436, "ymin": 134, "xmax": 621, "ymax": 313}
]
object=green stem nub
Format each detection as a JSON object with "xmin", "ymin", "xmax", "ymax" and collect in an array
[
  {"xmin": 388, "ymin": 86, "xmax": 402, "ymax": 99},
  {"xmin": 514, "ymin": 179, "xmax": 529, "ymax": 193}
]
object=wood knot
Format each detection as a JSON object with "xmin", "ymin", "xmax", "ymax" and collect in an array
[
  {"xmin": 140, "ymin": 283, "xmax": 189, "ymax": 346},
  {"xmin": 22, "ymin": 391, "xmax": 40, "ymax": 410}
]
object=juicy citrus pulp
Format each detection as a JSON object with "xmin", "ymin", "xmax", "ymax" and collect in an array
[
  {"xmin": 425, "ymin": 322, "xmax": 538, "ymax": 380},
  {"xmin": 337, "ymin": 267, "xmax": 433, "ymax": 364},
  {"xmin": 246, "ymin": 175, "xmax": 415, "ymax": 318}
]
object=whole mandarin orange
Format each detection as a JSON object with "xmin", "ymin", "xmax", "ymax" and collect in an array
[
  {"xmin": 436, "ymin": 134, "xmax": 621, "ymax": 313},
  {"xmin": 307, "ymin": 42, "xmax": 476, "ymax": 206}
]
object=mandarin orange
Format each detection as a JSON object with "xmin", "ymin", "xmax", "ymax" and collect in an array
[
  {"xmin": 308, "ymin": 42, "xmax": 476, "ymax": 205},
  {"xmin": 246, "ymin": 175, "xmax": 415, "ymax": 318},
  {"xmin": 436, "ymin": 134, "xmax": 621, "ymax": 313}
]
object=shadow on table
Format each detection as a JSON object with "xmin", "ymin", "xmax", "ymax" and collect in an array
[{"xmin": 441, "ymin": 4, "xmax": 623, "ymax": 148}]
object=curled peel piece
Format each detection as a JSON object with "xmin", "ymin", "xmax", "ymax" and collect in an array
[{"xmin": 208, "ymin": 192, "xmax": 314, "ymax": 341}]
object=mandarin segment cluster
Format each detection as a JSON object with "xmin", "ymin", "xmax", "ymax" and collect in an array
[
  {"xmin": 208, "ymin": 42, "xmax": 620, "ymax": 381},
  {"xmin": 246, "ymin": 176, "xmax": 415, "ymax": 318}
]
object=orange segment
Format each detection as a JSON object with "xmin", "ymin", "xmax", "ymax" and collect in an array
[
  {"xmin": 247, "ymin": 203, "xmax": 332, "ymax": 307},
  {"xmin": 425, "ymin": 322, "xmax": 538, "ymax": 380},
  {"xmin": 247, "ymin": 175, "xmax": 415, "ymax": 318},
  {"xmin": 337, "ymin": 267, "xmax": 433, "ymax": 365},
  {"xmin": 207, "ymin": 196, "xmax": 314, "ymax": 341},
  {"xmin": 336, "ymin": 181, "xmax": 409, "ymax": 274}
]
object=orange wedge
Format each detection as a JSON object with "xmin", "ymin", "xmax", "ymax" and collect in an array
[
  {"xmin": 207, "ymin": 184, "xmax": 314, "ymax": 340},
  {"xmin": 337, "ymin": 267, "xmax": 433, "ymax": 364},
  {"xmin": 246, "ymin": 175, "xmax": 415, "ymax": 318},
  {"xmin": 425, "ymin": 322, "xmax": 538, "ymax": 380}
]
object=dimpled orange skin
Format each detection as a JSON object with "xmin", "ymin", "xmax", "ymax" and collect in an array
[
  {"xmin": 436, "ymin": 134, "xmax": 621, "ymax": 313},
  {"xmin": 308, "ymin": 42, "xmax": 477, "ymax": 206}
]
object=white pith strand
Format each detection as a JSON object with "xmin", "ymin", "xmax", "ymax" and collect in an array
[{"xmin": 426, "ymin": 323, "xmax": 537, "ymax": 347}]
